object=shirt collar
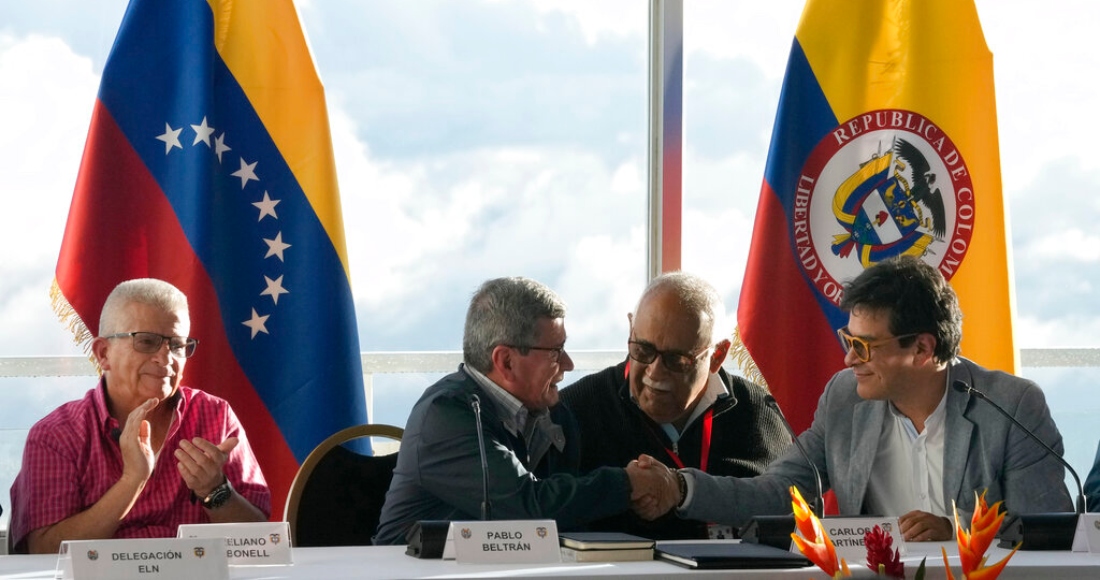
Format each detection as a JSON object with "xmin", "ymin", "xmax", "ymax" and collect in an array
[
  {"xmin": 888, "ymin": 377, "xmax": 949, "ymax": 440},
  {"xmin": 463, "ymin": 363, "xmax": 565, "ymax": 454},
  {"xmin": 654, "ymin": 371, "xmax": 725, "ymax": 442},
  {"xmin": 464, "ymin": 363, "xmax": 526, "ymax": 436},
  {"xmin": 95, "ymin": 376, "xmax": 186, "ymax": 443}
]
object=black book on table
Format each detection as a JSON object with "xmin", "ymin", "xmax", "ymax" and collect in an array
[
  {"xmin": 558, "ymin": 532, "xmax": 655, "ymax": 551},
  {"xmin": 656, "ymin": 541, "xmax": 813, "ymax": 570}
]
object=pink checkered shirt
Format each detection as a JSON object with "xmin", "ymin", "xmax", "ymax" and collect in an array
[{"xmin": 8, "ymin": 379, "xmax": 270, "ymax": 552}]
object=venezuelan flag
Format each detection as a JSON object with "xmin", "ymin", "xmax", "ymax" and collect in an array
[
  {"xmin": 52, "ymin": 0, "xmax": 367, "ymax": 518},
  {"xmin": 734, "ymin": 0, "xmax": 1013, "ymax": 432}
]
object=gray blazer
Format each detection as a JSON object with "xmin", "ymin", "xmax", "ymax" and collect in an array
[{"xmin": 679, "ymin": 358, "xmax": 1073, "ymax": 527}]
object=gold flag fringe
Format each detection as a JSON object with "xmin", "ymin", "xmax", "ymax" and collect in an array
[
  {"xmin": 50, "ymin": 278, "xmax": 101, "ymax": 372},
  {"xmin": 728, "ymin": 325, "xmax": 769, "ymax": 391}
]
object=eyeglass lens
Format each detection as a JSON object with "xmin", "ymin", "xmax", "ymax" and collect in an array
[
  {"xmin": 628, "ymin": 342, "xmax": 697, "ymax": 373},
  {"xmin": 130, "ymin": 332, "xmax": 197, "ymax": 357}
]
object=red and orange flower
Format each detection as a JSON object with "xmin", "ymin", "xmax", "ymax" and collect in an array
[
  {"xmin": 942, "ymin": 491, "xmax": 1020, "ymax": 580},
  {"xmin": 789, "ymin": 486, "xmax": 851, "ymax": 578}
]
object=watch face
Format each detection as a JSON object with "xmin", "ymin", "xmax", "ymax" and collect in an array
[{"xmin": 204, "ymin": 482, "xmax": 232, "ymax": 509}]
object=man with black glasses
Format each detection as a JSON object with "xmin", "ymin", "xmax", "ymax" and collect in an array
[
  {"xmin": 631, "ymin": 256, "xmax": 1072, "ymax": 541},
  {"xmin": 9, "ymin": 279, "xmax": 269, "ymax": 554},
  {"xmin": 560, "ymin": 272, "xmax": 788, "ymax": 539}
]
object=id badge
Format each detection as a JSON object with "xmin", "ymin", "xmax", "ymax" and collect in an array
[{"xmin": 707, "ymin": 523, "xmax": 735, "ymax": 539}]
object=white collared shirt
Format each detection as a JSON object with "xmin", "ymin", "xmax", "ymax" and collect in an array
[
  {"xmin": 653, "ymin": 372, "xmax": 725, "ymax": 443},
  {"xmin": 864, "ymin": 382, "xmax": 949, "ymax": 517}
]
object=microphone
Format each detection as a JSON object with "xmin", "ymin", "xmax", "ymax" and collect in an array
[
  {"xmin": 953, "ymin": 381, "xmax": 1085, "ymax": 513},
  {"xmin": 765, "ymin": 395, "xmax": 824, "ymax": 518},
  {"xmin": 469, "ymin": 393, "xmax": 492, "ymax": 521},
  {"xmin": 405, "ymin": 392, "xmax": 494, "ymax": 559},
  {"xmin": 953, "ymin": 380, "xmax": 1084, "ymax": 550}
]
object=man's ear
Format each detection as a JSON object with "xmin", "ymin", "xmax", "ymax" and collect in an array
[
  {"xmin": 91, "ymin": 337, "xmax": 111, "ymax": 371},
  {"xmin": 489, "ymin": 344, "xmax": 516, "ymax": 383},
  {"xmin": 709, "ymin": 339, "xmax": 731, "ymax": 373},
  {"xmin": 913, "ymin": 333, "xmax": 938, "ymax": 364}
]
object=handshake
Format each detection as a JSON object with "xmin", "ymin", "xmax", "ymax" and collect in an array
[{"xmin": 624, "ymin": 454, "xmax": 683, "ymax": 520}]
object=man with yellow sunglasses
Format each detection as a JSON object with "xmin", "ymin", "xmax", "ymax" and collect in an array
[{"xmin": 633, "ymin": 256, "xmax": 1073, "ymax": 542}]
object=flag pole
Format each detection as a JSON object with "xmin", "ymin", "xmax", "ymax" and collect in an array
[{"xmin": 646, "ymin": 0, "xmax": 683, "ymax": 280}]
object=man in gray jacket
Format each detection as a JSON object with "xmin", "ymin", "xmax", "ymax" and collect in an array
[{"xmin": 633, "ymin": 256, "xmax": 1073, "ymax": 541}]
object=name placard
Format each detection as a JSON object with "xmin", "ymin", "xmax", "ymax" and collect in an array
[
  {"xmin": 1071, "ymin": 513, "xmax": 1100, "ymax": 553},
  {"xmin": 450, "ymin": 520, "xmax": 560, "ymax": 564},
  {"xmin": 59, "ymin": 538, "xmax": 228, "ymax": 580},
  {"xmin": 815, "ymin": 517, "xmax": 907, "ymax": 562},
  {"xmin": 177, "ymin": 521, "xmax": 292, "ymax": 565}
]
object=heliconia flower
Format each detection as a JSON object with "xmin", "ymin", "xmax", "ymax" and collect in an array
[
  {"xmin": 942, "ymin": 490, "xmax": 1020, "ymax": 579},
  {"xmin": 864, "ymin": 524, "xmax": 904, "ymax": 578},
  {"xmin": 789, "ymin": 486, "xmax": 850, "ymax": 578}
]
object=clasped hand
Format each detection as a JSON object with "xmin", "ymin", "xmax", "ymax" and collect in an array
[{"xmin": 624, "ymin": 454, "xmax": 681, "ymax": 520}]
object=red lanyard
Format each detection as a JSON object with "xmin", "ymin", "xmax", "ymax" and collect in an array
[
  {"xmin": 624, "ymin": 361, "xmax": 714, "ymax": 473},
  {"xmin": 663, "ymin": 407, "xmax": 713, "ymax": 473}
]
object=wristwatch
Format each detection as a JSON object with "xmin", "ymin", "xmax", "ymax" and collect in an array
[
  {"xmin": 675, "ymin": 470, "xmax": 688, "ymax": 508},
  {"xmin": 201, "ymin": 478, "xmax": 233, "ymax": 510}
]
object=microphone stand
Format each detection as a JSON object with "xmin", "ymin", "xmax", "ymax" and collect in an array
[
  {"xmin": 765, "ymin": 395, "xmax": 824, "ymax": 518},
  {"xmin": 470, "ymin": 393, "xmax": 493, "ymax": 521},
  {"xmin": 741, "ymin": 395, "xmax": 825, "ymax": 551},
  {"xmin": 953, "ymin": 380, "xmax": 1085, "ymax": 550}
]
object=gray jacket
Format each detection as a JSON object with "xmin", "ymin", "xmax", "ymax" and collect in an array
[{"xmin": 679, "ymin": 358, "xmax": 1073, "ymax": 527}]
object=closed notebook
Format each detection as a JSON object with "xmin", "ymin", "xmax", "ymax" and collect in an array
[
  {"xmin": 559, "ymin": 546, "xmax": 654, "ymax": 562},
  {"xmin": 559, "ymin": 532, "xmax": 654, "ymax": 551},
  {"xmin": 656, "ymin": 541, "xmax": 812, "ymax": 570}
]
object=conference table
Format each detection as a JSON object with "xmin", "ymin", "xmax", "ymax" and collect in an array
[{"xmin": 2, "ymin": 541, "xmax": 1099, "ymax": 579}]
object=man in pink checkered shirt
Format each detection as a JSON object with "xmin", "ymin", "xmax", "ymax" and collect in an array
[{"xmin": 9, "ymin": 279, "xmax": 270, "ymax": 554}]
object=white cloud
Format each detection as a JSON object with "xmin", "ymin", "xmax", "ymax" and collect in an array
[
  {"xmin": 1021, "ymin": 229, "xmax": 1100, "ymax": 263},
  {"xmin": 530, "ymin": 0, "xmax": 803, "ymax": 79},
  {"xmin": 1017, "ymin": 313, "xmax": 1100, "ymax": 349},
  {"xmin": 976, "ymin": 0, "xmax": 1100, "ymax": 187},
  {"xmin": 682, "ymin": 0, "xmax": 803, "ymax": 77},
  {"xmin": 0, "ymin": 34, "xmax": 99, "ymax": 355},
  {"xmin": 558, "ymin": 227, "xmax": 646, "ymax": 347},
  {"xmin": 0, "ymin": 35, "xmax": 97, "ymax": 270},
  {"xmin": 526, "ymin": 0, "xmax": 644, "ymax": 45}
]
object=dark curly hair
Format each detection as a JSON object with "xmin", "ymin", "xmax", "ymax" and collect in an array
[{"xmin": 840, "ymin": 256, "xmax": 962, "ymax": 363}]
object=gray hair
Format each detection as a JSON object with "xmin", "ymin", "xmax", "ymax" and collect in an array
[
  {"xmin": 99, "ymin": 278, "xmax": 189, "ymax": 335},
  {"xmin": 463, "ymin": 277, "xmax": 566, "ymax": 372},
  {"xmin": 635, "ymin": 272, "xmax": 728, "ymax": 345}
]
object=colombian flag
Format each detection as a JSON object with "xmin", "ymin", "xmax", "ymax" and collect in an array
[
  {"xmin": 734, "ymin": 0, "xmax": 1014, "ymax": 432},
  {"xmin": 52, "ymin": 0, "xmax": 367, "ymax": 519}
]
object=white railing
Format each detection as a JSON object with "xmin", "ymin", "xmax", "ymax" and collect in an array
[
  {"xmin": 2, "ymin": 348, "xmax": 1098, "ymax": 376},
  {"xmin": 2, "ymin": 348, "xmax": 1098, "ymax": 420}
]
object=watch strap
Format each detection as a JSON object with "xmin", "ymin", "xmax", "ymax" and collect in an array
[{"xmin": 201, "ymin": 477, "xmax": 233, "ymax": 510}]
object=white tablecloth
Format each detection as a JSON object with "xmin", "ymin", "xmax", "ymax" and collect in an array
[{"xmin": 2, "ymin": 542, "xmax": 1099, "ymax": 579}]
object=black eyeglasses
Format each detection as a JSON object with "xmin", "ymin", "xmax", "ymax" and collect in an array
[
  {"xmin": 106, "ymin": 332, "xmax": 198, "ymax": 358},
  {"xmin": 627, "ymin": 340, "xmax": 709, "ymax": 374},
  {"xmin": 835, "ymin": 327, "xmax": 918, "ymax": 363},
  {"xmin": 502, "ymin": 344, "xmax": 566, "ymax": 363}
]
